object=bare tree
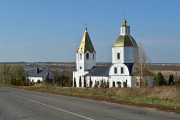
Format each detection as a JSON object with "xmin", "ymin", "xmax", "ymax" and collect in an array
[{"xmin": 134, "ymin": 42, "xmax": 153, "ymax": 86}]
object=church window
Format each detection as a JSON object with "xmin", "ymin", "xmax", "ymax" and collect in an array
[
  {"xmin": 117, "ymin": 53, "xmax": 120, "ymax": 60},
  {"xmin": 114, "ymin": 67, "xmax": 117, "ymax": 74},
  {"xmin": 86, "ymin": 53, "xmax": 89, "ymax": 59},
  {"xmin": 121, "ymin": 67, "xmax": 124, "ymax": 74},
  {"xmin": 80, "ymin": 53, "xmax": 82, "ymax": 59},
  {"xmin": 80, "ymin": 66, "xmax": 82, "ymax": 69}
]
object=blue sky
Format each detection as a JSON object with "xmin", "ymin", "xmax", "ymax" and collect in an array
[{"xmin": 0, "ymin": 0, "xmax": 180, "ymax": 63}]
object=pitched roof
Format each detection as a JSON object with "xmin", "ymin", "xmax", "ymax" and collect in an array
[
  {"xmin": 86, "ymin": 65, "xmax": 111, "ymax": 77},
  {"xmin": 27, "ymin": 68, "xmax": 53, "ymax": 78},
  {"xmin": 77, "ymin": 29, "xmax": 96, "ymax": 53}
]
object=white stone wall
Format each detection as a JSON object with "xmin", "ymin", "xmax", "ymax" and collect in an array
[
  {"xmin": 108, "ymin": 63, "xmax": 135, "ymax": 88},
  {"xmin": 109, "ymin": 76, "xmax": 132, "ymax": 88},
  {"xmin": 112, "ymin": 47, "xmax": 137, "ymax": 64},
  {"xmin": 76, "ymin": 52, "xmax": 96, "ymax": 71},
  {"xmin": 85, "ymin": 76, "xmax": 109, "ymax": 87},
  {"xmin": 112, "ymin": 47, "xmax": 124, "ymax": 64},
  {"xmin": 28, "ymin": 77, "xmax": 44, "ymax": 82},
  {"xmin": 73, "ymin": 71, "xmax": 89, "ymax": 88},
  {"xmin": 121, "ymin": 26, "xmax": 130, "ymax": 35},
  {"xmin": 109, "ymin": 63, "xmax": 130, "ymax": 76}
]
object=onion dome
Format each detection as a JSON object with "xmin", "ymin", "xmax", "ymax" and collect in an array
[
  {"xmin": 114, "ymin": 35, "xmax": 137, "ymax": 47},
  {"xmin": 114, "ymin": 19, "xmax": 137, "ymax": 47}
]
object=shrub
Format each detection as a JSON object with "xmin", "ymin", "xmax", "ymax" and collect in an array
[
  {"xmin": 123, "ymin": 82, "xmax": 127, "ymax": 88},
  {"xmin": 168, "ymin": 74, "xmax": 174, "ymax": 85},
  {"xmin": 55, "ymin": 74, "xmax": 71, "ymax": 87},
  {"xmin": 37, "ymin": 80, "xmax": 41, "ymax": 84},
  {"xmin": 100, "ymin": 81, "xmax": 109, "ymax": 88},
  {"xmin": 154, "ymin": 72, "xmax": 165, "ymax": 86}
]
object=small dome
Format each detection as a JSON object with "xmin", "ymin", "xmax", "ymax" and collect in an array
[{"xmin": 114, "ymin": 35, "xmax": 137, "ymax": 47}]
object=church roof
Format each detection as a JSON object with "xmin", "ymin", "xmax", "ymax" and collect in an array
[
  {"xmin": 86, "ymin": 65, "xmax": 111, "ymax": 77},
  {"xmin": 114, "ymin": 35, "xmax": 137, "ymax": 47},
  {"xmin": 86, "ymin": 63, "xmax": 134, "ymax": 77},
  {"xmin": 77, "ymin": 28, "xmax": 96, "ymax": 53},
  {"xmin": 124, "ymin": 63, "xmax": 134, "ymax": 75}
]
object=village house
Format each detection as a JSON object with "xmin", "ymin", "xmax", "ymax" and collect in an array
[{"xmin": 27, "ymin": 68, "xmax": 54, "ymax": 83}]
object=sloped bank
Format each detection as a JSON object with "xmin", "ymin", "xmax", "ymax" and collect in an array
[{"xmin": 16, "ymin": 85, "xmax": 180, "ymax": 114}]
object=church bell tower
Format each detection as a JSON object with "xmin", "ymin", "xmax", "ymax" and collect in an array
[
  {"xmin": 73, "ymin": 27, "xmax": 96, "ymax": 87},
  {"xmin": 112, "ymin": 19, "xmax": 138, "ymax": 64},
  {"xmin": 76, "ymin": 27, "xmax": 96, "ymax": 72}
]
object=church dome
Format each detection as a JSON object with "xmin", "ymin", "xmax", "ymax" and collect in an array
[{"xmin": 114, "ymin": 35, "xmax": 137, "ymax": 47}]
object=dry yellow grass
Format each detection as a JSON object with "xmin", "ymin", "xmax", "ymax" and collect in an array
[
  {"xmin": 6, "ymin": 85, "xmax": 180, "ymax": 114},
  {"xmin": 116, "ymin": 86, "xmax": 180, "ymax": 100}
]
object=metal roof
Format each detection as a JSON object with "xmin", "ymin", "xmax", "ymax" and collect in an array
[
  {"xmin": 77, "ymin": 29, "xmax": 96, "ymax": 53},
  {"xmin": 86, "ymin": 63, "xmax": 134, "ymax": 77},
  {"xmin": 124, "ymin": 63, "xmax": 134, "ymax": 75},
  {"xmin": 114, "ymin": 35, "xmax": 137, "ymax": 47},
  {"xmin": 86, "ymin": 65, "xmax": 111, "ymax": 77},
  {"xmin": 27, "ymin": 68, "xmax": 53, "ymax": 78}
]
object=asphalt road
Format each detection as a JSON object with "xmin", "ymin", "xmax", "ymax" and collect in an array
[{"xmin": 0, "ymin": 87, "xmax": 180, "ymax": 120}]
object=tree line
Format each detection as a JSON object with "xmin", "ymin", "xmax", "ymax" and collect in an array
[
  {"xmin": 0, "ymin": 65, "xmax": 26, "ymax": 85},
  {"xmin": 0, "ymin": 65, "xmax": 72, "ymax": 87},
  {"xmin": 154, "ymin": 72, "xmax": 180, "ymax": 86}
]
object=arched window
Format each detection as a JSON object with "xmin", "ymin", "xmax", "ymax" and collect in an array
[
  {"xmin": 117, "ymin": 53, "xmax": 120, "ymax": 60},
  {"xmin": 80, "ymin": 53, "xmax": 82, "ymax": 59},
  {"xmin": 86, "ymin": 53, "xmax": 89, "ymax": 59},
  {"xmin": 114, "ymin": 67, "xmax": 117, "ymax": 74},
  {"xmin": 121, "ymin": 67, "xmax": 124, "ymax": 74}
]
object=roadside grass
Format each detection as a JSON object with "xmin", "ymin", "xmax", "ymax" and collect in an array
[{"xmin": 1, "ymin": 84, "xmax": 180, "ymax": 114}]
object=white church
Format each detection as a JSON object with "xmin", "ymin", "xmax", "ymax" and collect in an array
[{"xmin": 73, "ymin": 19, "xmax": 153, "ymax": 88}]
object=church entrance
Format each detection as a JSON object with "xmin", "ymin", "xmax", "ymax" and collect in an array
[
  {"xmin": 116, "ymin": 81, "xmax": 121, "ymax": 88},
  {"xmin": 112, "ymin": 81, "xmax": 115, "ymax": 87}
]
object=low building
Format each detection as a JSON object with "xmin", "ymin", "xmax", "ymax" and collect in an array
[{"xmin": 27, "ymin": 68, "xmax": 54, "ymax": 83}]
